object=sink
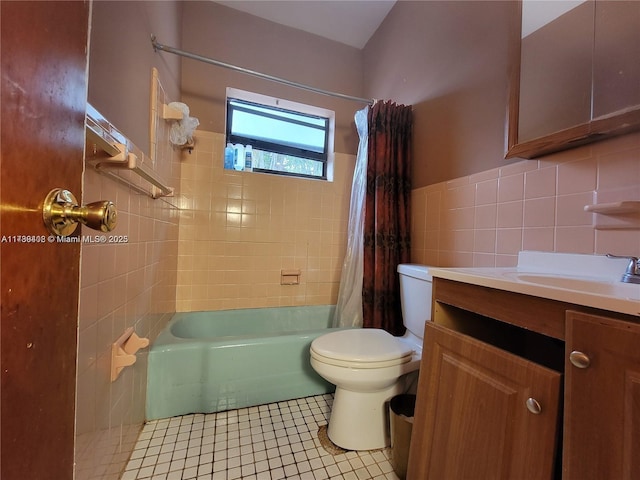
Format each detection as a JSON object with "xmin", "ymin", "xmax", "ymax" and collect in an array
[
  {"xmin": 503, "ymin": 272, "xmax": 640, "ymax": 300},
  {"xmin": 428, "ymin": 252, "xmax": 640, "ymax": 316}
]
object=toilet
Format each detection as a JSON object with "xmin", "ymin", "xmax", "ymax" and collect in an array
[{"xmin": 310, "ymin": 263, "xmax": 432, "ymax": 451}]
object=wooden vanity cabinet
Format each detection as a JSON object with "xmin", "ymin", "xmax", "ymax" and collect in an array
[
  {"xmin": 564, "ymin": 311, "xmax": 640, "ymax": 480},
  {"xmin": 408, "ymin": 322, "xmax": 561, "ymax": 480},
  {"xmin": 407, "ymin": 278, "xmax": 640, "ymax": 480}
]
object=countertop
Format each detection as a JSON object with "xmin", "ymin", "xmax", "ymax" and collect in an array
[{"xmin": 428, "ymin": 252, "xmax": 640, "ymax": 317}]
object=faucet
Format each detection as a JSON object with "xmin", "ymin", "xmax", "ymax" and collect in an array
[{"xmin": 606, "ymin": 254, "xmax": 640, "ymax": 284}]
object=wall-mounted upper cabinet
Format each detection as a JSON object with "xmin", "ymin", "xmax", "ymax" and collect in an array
[
  {"xmin": 592, "ymin": 1, "xmax": 640, "ymax": 119},
  {"xmin": 506, "ymin": 0, "xmax": 640, "ymax": 159}
]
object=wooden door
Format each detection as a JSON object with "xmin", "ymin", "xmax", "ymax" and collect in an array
[
  {"xmin": 407, "ymin": 323, "xmax": 561, "ymax": 480},
  {"xmin": 564, "ymin": 311, "xmax": 640, "ymax": 480},
  {"xmin": 1, "ymin": 2, "xmax": 89, "ymax": 479}
]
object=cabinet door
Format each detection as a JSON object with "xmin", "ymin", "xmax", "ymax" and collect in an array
[
  {"xmin": 564, "ymin": 311, "xmax": 640, "ymax": 480},
  {"xmin": 407, "ymin": 323, "xmax": 561, "ymax": 480}
]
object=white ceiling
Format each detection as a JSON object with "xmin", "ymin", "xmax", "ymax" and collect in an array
[
  {"xmin": 522, "ymin": 0, "xmax": 587, "ymax": 38},
  {"xmin": 215, "ymin": 1, "xmax": 397, "ymax": 49}
]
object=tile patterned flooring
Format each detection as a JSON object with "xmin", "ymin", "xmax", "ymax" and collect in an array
[{"xmin": 121, "ymin": 394, "xmax": 400, "ymax": 480}]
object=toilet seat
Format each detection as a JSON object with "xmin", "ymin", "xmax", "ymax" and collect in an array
[{"xmin": 310, "ymin": 329, "xmax": 414, "ymax": 369}]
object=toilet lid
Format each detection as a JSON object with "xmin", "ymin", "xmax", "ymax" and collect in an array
[{"xmin": 311, "ymin": 329, "xmax": 413, "ymax": 363}]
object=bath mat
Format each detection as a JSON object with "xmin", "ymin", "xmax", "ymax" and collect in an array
[{"xmin": 317, "ymin": 425, "xmax": 348, "ymax": 455}]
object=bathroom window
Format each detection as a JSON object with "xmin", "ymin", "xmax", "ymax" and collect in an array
[{"xmin": 225, "ymin": 88, "xmax": 335, "ymax": 180}]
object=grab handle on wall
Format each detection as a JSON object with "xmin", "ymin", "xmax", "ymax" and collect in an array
[{"xmin": 110, "ymin": 327, "xmax": 149, "ymax": 382}]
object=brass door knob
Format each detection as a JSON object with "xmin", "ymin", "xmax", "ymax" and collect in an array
[{"xmin": 43, "ymin": 188, "xmax": 117, "ymax": 236}]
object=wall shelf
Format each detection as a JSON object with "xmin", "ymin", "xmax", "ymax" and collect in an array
[
  {"xmin": 162, "ymin": 103, "xmax": 183, "ymax": 120},
  {"xmin": 584, "ymin": 201, "xmax": 640, "ymax": 214},
  {"xmin": 585, "ymin": 199, "xmax": 640, "ymax": 230}
]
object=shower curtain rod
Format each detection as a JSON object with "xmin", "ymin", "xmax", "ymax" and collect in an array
[{"xmin": 151, "ymin": 36, "xmax": 374, "ymax": 106}]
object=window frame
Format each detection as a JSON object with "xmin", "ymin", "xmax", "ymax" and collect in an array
[{"xmin": 225, "ymin": 88, "xmax": 335, "ymax": 181}]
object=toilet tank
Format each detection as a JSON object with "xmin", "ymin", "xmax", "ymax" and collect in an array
[{"xmin": 397, "ymin": 264, "xmax": 433, "ymax": 340}]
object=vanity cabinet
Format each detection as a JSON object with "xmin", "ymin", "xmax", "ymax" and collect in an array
[
  {"xmin": 408, "ymin": 322, "xmax": 561, "ymax": 480},
  {"xmin": 564, "ymin": 311, "xmax": 640, "ymax": 479},
  {"xmin": 407, "ymin": 278, "xmax": 640, "ymax": 480}
]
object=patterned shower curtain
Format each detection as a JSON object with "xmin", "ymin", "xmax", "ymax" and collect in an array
[{"xmin": 362, "ymin": 101, "xmax": 412, "ymax": 335}]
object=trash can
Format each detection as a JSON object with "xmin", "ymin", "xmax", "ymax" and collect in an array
[{"xmin": 389, "ymin": 394, "xmax": 416, "ymax": 479}]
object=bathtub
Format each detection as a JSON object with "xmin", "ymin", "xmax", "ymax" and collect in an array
[{"xmin": 146, "ymin": 305, "xmax": 348, "ymax": 420}]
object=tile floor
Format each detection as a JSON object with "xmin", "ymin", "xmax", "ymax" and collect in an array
[{"xmin": 121, "ymin": 394, "xmax": 400, "ymax": 480}]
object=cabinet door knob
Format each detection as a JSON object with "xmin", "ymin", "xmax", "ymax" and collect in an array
[
  {"xmin": 569, "ymin": 350, "xmax": 591, "ymax": 369},
  {"xmin": 525, "ymin": 397, "xmax": 542, "ymax": 415}
]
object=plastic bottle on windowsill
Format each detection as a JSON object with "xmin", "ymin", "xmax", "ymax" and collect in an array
[
  {"xmin": 233, "ymin": 144, "xmax": 244, "ymax": 171},
  {"xmin": 244, "ymin": 145, "xmax": 253, "ymax": 172},
  {"xmin": 224, "ymin": 143, "xmax": 235, "ymax": 170}
]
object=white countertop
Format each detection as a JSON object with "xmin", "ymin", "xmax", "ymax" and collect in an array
[{"xmin": 428, "ymin": 252, "xmax": 640, "ymax": 317}]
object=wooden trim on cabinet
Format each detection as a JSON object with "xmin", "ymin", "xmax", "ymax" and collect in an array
[
  {"xmin": 433, "ymin": 278, "xmax": 570, "ymax": 340},
  {"xmin": 432, "ymin": 278, "xmax": 640, "ymax": 341}
]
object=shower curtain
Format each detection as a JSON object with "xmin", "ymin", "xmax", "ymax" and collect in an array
[
  {"xmin": 332, "ymin": 106, "xmax": 369, "ymax": 328},
  {"xmin": 362, "ymin": 101, "xmax": 412, "ymax": 335}
]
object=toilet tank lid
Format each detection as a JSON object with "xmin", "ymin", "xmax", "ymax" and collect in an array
[{"xmin": 397, "ymin": 263, "xmax": 432, "ymax": 280}]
